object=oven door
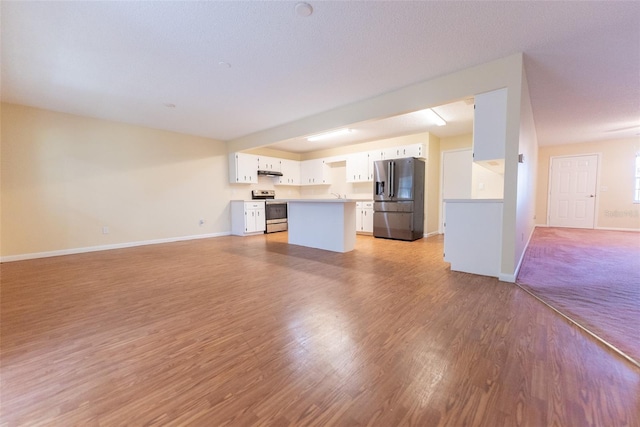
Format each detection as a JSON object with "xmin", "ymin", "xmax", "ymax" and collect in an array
[{"xmin": 265, "ymin": 202, "xmax": 287, "ymax": 233}]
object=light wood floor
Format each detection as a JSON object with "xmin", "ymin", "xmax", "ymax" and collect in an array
[{"xmin": 1, "ymin": 233, "xmax": 639, "ymax": 426}]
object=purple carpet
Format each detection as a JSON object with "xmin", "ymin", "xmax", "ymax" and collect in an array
[{"xmin": 517, "ymin": 227, "xmax": 640, "ymax": 364}]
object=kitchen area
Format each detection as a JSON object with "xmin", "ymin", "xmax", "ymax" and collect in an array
[
  {"xmin": 229, "ymin": 139, "xmax": 430, "ymax": 252},
  {"xmin": 228, "ymin": 89, "xmax": 508, "ymax": 277}
]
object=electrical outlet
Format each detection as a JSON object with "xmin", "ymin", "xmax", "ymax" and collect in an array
[
  {"xmin": 102, "ymin": 226, "xmax": 109, "ymax": 234},
  {"xmin": 199, "ymin": 219, "xmax": 205, "ymax": 226}
]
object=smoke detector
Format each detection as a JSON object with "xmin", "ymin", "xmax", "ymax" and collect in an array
[{"xmin": 295, "ymin": 2, "xmax": 313, "ymax": 17}]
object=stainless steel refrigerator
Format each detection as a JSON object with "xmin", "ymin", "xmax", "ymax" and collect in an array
[{"xmin": 373, "ymin": 157, "xmax": 425, "ymax": 241}]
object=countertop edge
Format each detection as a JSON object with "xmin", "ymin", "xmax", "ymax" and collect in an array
[{"xmin": 444, "ymin": 199, "xmax": 504, "ymax": 203}]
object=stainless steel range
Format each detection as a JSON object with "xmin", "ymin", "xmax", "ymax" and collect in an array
[{"xmin": 251, "ymin": 190, "xmax": 287, "ymax": 233}]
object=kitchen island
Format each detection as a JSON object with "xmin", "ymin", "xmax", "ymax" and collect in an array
[{"xmin": 285, "ymin": 199, "xmax": 357, "ymax": 253}]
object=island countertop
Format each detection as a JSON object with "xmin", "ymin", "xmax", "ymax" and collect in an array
[{"xmin": 275, "ymin": 198, "xmax": 358, "ymax": 203}]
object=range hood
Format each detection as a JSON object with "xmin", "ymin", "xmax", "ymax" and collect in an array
[{"xmin": 257, "ymin": 169, "xmax": 283, "ymax": 177}]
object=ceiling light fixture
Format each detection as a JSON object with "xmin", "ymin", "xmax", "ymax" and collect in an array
[
  {"xmin": 425, "ymin": 109, "xmax": 446, "ymax": 126},
  {"xmin": 307, "ymin": 128, "xmax": 352, "ymax": 142}
]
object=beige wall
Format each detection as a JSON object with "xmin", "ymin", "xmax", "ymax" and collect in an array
[
  {"xmin": 439, "ymin": 133, "xmax": 472, "ymax": 152},
  {"xmin": 537, "ymin": 137, "xmax": 640, "ymax": 230},
  {"xmin": 1, "ymin": 103, "xmax": 232, "ymax": 258}
]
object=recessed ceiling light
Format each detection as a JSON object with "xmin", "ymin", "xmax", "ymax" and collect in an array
[
  {"xmin": 307, "ymin": 128, "xmax": 352, "ymax": 142},
  {"xmin": 218, "ymin": 61, "xmax": 231, "ymax": 68},
  {"xmin": 295, "ymin": 2, "xmax": 313, "ymax": 17},
  {"xmin": 164, "ymin": 103, "xmax": 176, "ymax": 108}
]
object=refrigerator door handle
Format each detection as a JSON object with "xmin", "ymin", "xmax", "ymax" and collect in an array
[
  {"xmin": 388, "ymin": 161, "xmax": 395, "ymax": 198},
  {"xmin": 387, "ymin": 162, "xmax": 392, "ymax": 198}
]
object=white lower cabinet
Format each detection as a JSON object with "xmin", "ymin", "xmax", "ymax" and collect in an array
[
  {"xmin": 231, "ymin": 201, "xmax": 265, "ymax": 236},
  {"xmin": 355, "ymin": 201, "xmax": 374, "ymax": 234}
]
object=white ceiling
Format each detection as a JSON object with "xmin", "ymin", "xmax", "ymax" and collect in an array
[{"xmin": 2, "ymin": 1, "xmax": 639, "ymax": 153}]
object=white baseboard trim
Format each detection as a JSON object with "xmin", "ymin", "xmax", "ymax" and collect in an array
[
  {"xmin": 536, "ymin": 224, "xmax": 638, "ymax": 232},
  {"xmin": 499, "ymin": 225, "xmax": 538, "ymax": 283},
  {"xmin": 0, "ymin": 232, "xmax": 231, "ymax": 263},
  {"xmin": 498, "ymin": 273, "xmax": 516, "ymax": 283},
  {"xmin": 424, "ymin": 231, "xmax": 440, "ymax": 238},
  {"xmin": 595, "ymin": 226, "xmax": 640, "ymax": 232}
]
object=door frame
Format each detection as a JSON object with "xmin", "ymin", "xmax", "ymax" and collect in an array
[
  {"xmin": 439, "ymin": 148, "xmax": 473, "ymax": 234},
  {"xmin": 546, "ymin": 153, "xmax": 601, "ymax": 228}
]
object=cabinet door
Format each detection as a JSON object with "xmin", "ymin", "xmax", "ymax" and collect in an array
[
  {"xmin": 244, "ymin": 202, "xmax": 265, "ymax": 233},
  {"xmin": 230, "ymin": 153, "xmax": 258, "ymax": 183},
  {"xmin": 254, "ymin": 207, "xmax": 265, "ymax": 232},
  {"xmin": 355, "ymin": 202, "xmax": 363, "ymax": 230},
  {"xmin": 367, "ymin": 151, "xmax": 383, "ymax": 181},
  {"xmin": 300, "ymin": 160, "xmax": 314, "ymax": 184},
  {"xmin": 362, "ymin": 207, "xmax": 374, "ymax": 233},
  {"xmin": 382, "ymin": 144, "xmax": 426, "ymax": 160},
  {"xmin": 346, "ymin": 153, "xmax": 368, "ymax": 183},
  {"xmin": 473, "ymin": 88, "xmax": 507, "ymax": 162},
  {"xmin": 301, "ymin": 159, "xmax": 330, "ymax": 185},
  {"xmin": 244, "ymin": 208, "xmax": 257, "ymax": 233},
  {"xmin": 403, "ymin": 143, "xmax": 427, "ymax": 159},
  {"xmin": 284, "ymin": 159, "xmax": 301, "ymax": 185},
  {"xmin": 381, "ymin": 147, "xmax": 400, "ymax": 160},
  {"xmin": 258, "ymin": 156, "xmax": 281, "ymax": 172}
]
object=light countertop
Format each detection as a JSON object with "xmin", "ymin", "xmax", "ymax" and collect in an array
[
  {"xmin": 278, "ymin": 198, "xmax": 358, "ymax": 203},
  {"xmin": 444, "ymin": 199, "xmax": 504, "ymax": 203},
  {"xmin": 231, "ymin": 198, "xmax": 371, "ymax": 203}
]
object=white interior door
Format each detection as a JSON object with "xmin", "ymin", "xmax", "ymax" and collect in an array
[
  {"xmin": 441, "ymin": 149, "xmax": 472, "ymax": 232},
  {"xmin": 548, "ymin": 154, "xmax": 598, "ymax": 228}
]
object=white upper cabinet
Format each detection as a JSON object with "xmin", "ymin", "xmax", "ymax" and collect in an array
[
  {"xmin": 367, "ymin": 150, "xmax": 383, "ymax": 181},
  {"xmin": 346, "ymin": 152, "xmax": 369, "ymax": 183},
  {"xmin": 257, "ymin": 156, "xmax": 281, "ymax": 172},
  {"xmin": 229, "ymin": 152, "xmax": 258, "ymax": 184},
  {"xmin": 347, "ymin": 150, "xmax": 385, "ymax": 182},
  {"xmin": 473, "ymin": 88, "xmax": 507, "ymax": 162},
  {"xmin": 300, "ymin": 159, "xmax": 331, "ymax": 185},
  {"xmin": 381, "ymin": 143, "xmax": 427, "ymax": 160},
  {"xmin": 230, "ymin": 141, "xmax": 426, "ymax": 186},
  {"xmin": 277, "ymin": 159, "xmax": 301, "ymax": 186}
]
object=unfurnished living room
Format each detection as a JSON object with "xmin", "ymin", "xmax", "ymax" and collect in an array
[{"xmin": 1, "ymin": 2, "xmax": 639, "ymax": 426}]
